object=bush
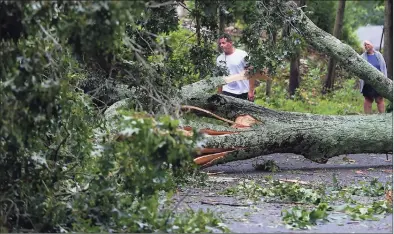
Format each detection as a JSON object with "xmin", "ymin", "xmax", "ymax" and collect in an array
[
  {"xmin": 61, "ymin": 111, "xmax": 226, "ymax": 233},
  {"xmin": 0, "ymin": 2, "xmax": 227, "ymax": 233}
]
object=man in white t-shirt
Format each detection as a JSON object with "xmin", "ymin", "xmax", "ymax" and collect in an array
[{"xmin": 216, "ymin": 33, "xmax": 255, "ymax": 101}]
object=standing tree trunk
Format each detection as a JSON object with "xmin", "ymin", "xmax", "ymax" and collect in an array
[
  {"xmin": 323, "ymin": 0, "xmax": 346, "ymax": 94},
  {"xmin": 195, "ymin": 0, "xmax": 201, "ymax": 46},
  {"xmin": 288, "ymin": 0, "xmax": 306, "ymax": 97},
  {"xmin": 379, "ymin": 27, "xmax": 384, "ymax": 53},
  {"xmin": 289, "ymin": 56, "xmax": 300, "ymax": 97},
  {"xmin": 265, "ymin": 77, "xmax": 272, "ymax": 96},
  {"xmin": 266, "ymin": 31, "xmax": 277, "ymax": 97},
  {"xmin": 218, "ymin": 3, "xmax": 226, "ymax": 35},
  {"xmin": 384, "ymin": 0, "xmax": 393, "ymax": 80}
]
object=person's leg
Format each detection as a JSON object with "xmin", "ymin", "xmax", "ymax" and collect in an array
[
  {"xmin": 375, "ymin": 96, "xmax": 385, "ymax": 113},
  {"xmin": 363, "ymin": 96, "xmax": 373, "ymax": 114}
]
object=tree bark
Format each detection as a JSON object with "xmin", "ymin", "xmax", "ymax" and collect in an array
[
  {"xmin": 384, "ymin": 0, "xmax": 393, "ymax": 80},
  {"xmin": 265, "ymin": 77, "xmax": 272, "ymax": 97},
  {"xmin": 289, "ymin": 56, "xmax": 300, "ymax": 96},
  {"xmin": 266, "ymin": 31, "xmax": 277, "ymax": 97},
  {"xmin": 288, "ymin": 0, "xmax": 305, "ymax": 97},
  {"xmin": 218, "ymin": 3, "xmax": 225, "ymax": 34},
  {"xmin": 195, "ymin": 0, "xmax": 201, "ymax": 46},
  {"xmin": 184, "ymin": 94, "xmax": 392, "ymax": 167},
  {"xmin": 323, "ymin": 0, "xmax": 346, "ymax": 94}
]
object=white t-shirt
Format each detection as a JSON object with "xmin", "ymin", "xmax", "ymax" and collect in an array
[{"xmin": 216, "ymin": 49, "xmax": 249, "ymax": 94}]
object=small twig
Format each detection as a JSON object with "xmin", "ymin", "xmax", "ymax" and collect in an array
[
  {"xmin": 37, "ymin": 22, "xmax": 61, "ymax": 48},
  {"xmin": 164, "ymin": 189, "xmax": 191, "ymax": 226},
  {"xmin": 137, "ymin": 30, "xmax": 154, "ymax": 54},
  {"xmin": 265, "ymin": 200, "xmax": 308, "ymax": 205},
  {"xmin": 177, "ymin": 1, "xmax": 192, "ymax": 13},
  {"xmin": 200, "ymin": 200, "xmax": 250, "ymax": 207},
  {"xmin": 1, "ymin": 198, "xmax": 16, "ymax": 225},
  {"xmin": 53, "ymin": 128, "xmax": 70, "ymax": 163}
]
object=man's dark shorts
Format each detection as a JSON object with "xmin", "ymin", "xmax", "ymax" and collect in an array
[
  {"xmin": 362, "ymin": 84, "xmax": 382, "ymax": 101},
  {"xmin": 222, "ymin": 91, "xmax": 248, "ymax": 100}
]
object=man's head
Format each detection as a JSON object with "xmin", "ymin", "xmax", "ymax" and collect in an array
[
  {"xmin": 218, "ymin": 33, "xmax": 234, "ymax": 55},
  {"xmin": 363, "ymin": 40, "xmax": 374, "ymax": 53}
]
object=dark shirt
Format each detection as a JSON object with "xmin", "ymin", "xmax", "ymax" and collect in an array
[{"xmin": 367, "ymin": 54, "xmax": 381, "ymax": 71}]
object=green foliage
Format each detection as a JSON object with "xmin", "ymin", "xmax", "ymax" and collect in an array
[
  {"xmin": 345, "ymin": 178, "xmax": 390, "ymax": 197},
  {"xmin": 304, "ymin": 1, "xmax": 336, "ymax": 33},
  {"xmin": 151, "ymin": 28, "xmax": 199, "ymax": 86},
  {"xmin": 282, "ymin": 203, "xmax": 330, "ymax": 230},
  {"xmin": 386, "ymin": 101, "xmax": 393, "ymax": 113},
  {"xmin": 221, "ymin": 179, "xmax": 323, "ymax": 204},
  {"xmin": 252, "ymin": 159, "xmax": 281, "ymax": 172},
  {"xmin": 151, "ymin": 27, "xmax": 222, "ymax": 88},
  {"xmin": 0, "ymin": 1, "xmax": 226, "ymax": 232},
  {"xmin": 304, "ymin": 0, "xmax": 383, "ymax": 51},
  {"xmin": 220, "ymin": 177, "xmax": 392, "ymax": 230},
  {"xmin": 345, "ymin": 0, "xmax": 385, "ymax": 30},
  {"xmin": 239, "ymin": 0, "xmax": 306, "ymax": 76},
  {"xmin": 337, "ymin": 200, "xmax": 392, "ymax": 221},
  {"xmin": 262, "ymin": 180, "xmax": 323, "ymax": 205},
  {"xmin": 104, "ymin": 111, "xmax": 199, "ymax": 193},
  {"xmin": 60, "ymin": 111, "xmax": 226, "ymax": 233},
  {"xmin": 0, "ymin": 17, "xmax": 98, "ymax": 230}
]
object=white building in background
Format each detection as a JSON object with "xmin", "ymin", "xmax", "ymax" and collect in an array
[{"xmin": 355, "ymin": 25, "xmax": 384, "ymax": 50}]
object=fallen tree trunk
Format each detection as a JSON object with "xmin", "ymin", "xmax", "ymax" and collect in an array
[
  {"xmin": 181, "ymin": 94, "xmax": 392, "ymax": 167},
  {"xmin": 108, "ymin": 77, "xmax": 392, "ymax": 167},
  {"xmin": 107, "ymin": 67, "xmax": 392, "ymax": 168}
]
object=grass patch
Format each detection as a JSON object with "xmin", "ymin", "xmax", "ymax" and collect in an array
[{"xmin": 254, "ymin": 63, "xmax": 383, "ymax": 115}]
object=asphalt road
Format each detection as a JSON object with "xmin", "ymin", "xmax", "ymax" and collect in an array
[{"xmin": 177, "ymin": 153, "xmax": 393, "ymax": 233}]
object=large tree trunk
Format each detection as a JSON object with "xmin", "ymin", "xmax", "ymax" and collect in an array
[
  {"xmin": 107, "ymin": 1, "xmax": 393, "ymax": 168},
  {"xmin": 384, "ymin": 0, "xmax": 393, "ymax": 80},
  {"xmin": 323, "ymin": 0, "xmax": 346, "ymax": 94},
  {"xmin": 183, "ymin": 94, "xmax": 392, "ymax": 167}
]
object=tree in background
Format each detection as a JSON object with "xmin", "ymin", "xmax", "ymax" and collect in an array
[
  {"xmin": 384, "ymin": 0, "xmax": 393, "ymax": 80},
  {"xmin": 323, "ymin": 0, "xmax": 347, "ymax": 94},
  {"xmin": 288, "ymin": 0, "xmax": 306, "ymax": 97}
]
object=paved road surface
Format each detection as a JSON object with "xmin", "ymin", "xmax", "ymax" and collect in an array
[{"xmin": 177, "ymin": 153, "xmax": 393, "ymax": 233}]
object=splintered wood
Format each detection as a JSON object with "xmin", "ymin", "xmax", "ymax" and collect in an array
[{"xmin": 180, "ymin": 105, "xmax": 260, "ymax": 166}]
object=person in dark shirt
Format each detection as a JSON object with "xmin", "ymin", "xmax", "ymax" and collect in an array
[{"xmin": 359, "ymin": 40, "xmax": 388, "ymax": 114}]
